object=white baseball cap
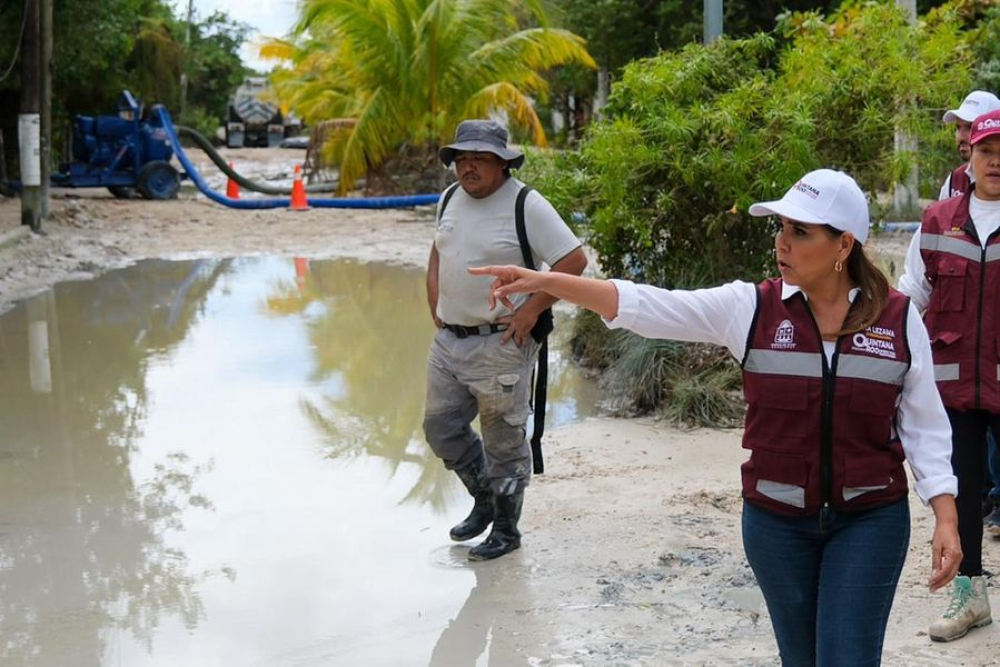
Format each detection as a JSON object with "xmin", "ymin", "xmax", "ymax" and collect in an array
[
  {"xmin": 943, "ymin": 90, "xmax": 1000, "ymax": 123},
  {"xmin": 748, "ymin": 169, "xmax": 870, "ymax": 244}
]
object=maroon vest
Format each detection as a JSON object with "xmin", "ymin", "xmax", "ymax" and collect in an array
[
  {"xmin": 920, "ymin": 192, "xmax": 1000, "ymax": 412},
  {"xmin": 945, "ymin": 163, "xmax": 971, "ymax": 199},
  {"xmin": 740, "ymin": 279, "xmax": 911, "ymax": 516}
]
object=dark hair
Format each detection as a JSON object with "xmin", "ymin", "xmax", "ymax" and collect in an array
[{"xmin": 823, "ymin": 226, "xmax": 889, "ymax": 336}]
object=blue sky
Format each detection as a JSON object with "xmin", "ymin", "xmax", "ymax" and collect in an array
[{"xmin": 170, "ymin": 0, "xmax": 299, "ymax": 72}]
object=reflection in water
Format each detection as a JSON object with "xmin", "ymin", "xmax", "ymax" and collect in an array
[
  {"xmin": 0, "ymin": 257, "xmax": 600, "ymax": 666},
  {"xmin": 429, "ymin": 555, "xmax": 533, "ymax": 666},
  {"xmin": 0, "ymin": 261, "xmax": 226, "ymax": 665},
  {"xmin": 263, "ymin": 259, "xmax": 598, "ymax": 512},
  {"xmin": 266, "ymin": 258, "xmax": 452, "ymax": 509}
]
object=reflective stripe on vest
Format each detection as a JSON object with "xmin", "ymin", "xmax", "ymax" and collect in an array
[
  {"xmin": 921, "ymin": 232, "xmax": 1000, "ymax": 264},
  {"xmin": 836, "ymin": 355, "xmax": 907, "ymax": 385},
  {"xmin": 920, "ymin": 233, "xmax": 985, "ymax": 263},
  {"xmin": 935, "ymin": 363, "xmax": 960, "ymax": 382},
  {"xmin": 743, "ymin": 350, "xmax": 822, "ymax": 378},
  {"xmin": 744, "ymin": 350, "xmax": 906, "ymax": 386}
]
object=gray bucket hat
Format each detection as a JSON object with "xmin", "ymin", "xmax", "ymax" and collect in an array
[{"xmin": 438, "ymin": 120, "xmax": 525, "ymax": 169}]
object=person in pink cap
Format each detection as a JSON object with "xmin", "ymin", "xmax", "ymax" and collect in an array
[
  {"xmin": 939, "ymin": 90, "xmax": 1000, "ymax": 200},
  {"xmin": 899, "ymin": 107, "xmax": 1000, "ymax": 641},
  {"xmin": 472, "ymin": 169, "xmax": 961, "ymax": 665},
  {"xmin": 939, "ymin": 91, "xmax": 1000, "ymax": 582}
]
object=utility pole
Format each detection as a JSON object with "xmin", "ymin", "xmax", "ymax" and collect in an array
[
  {"xmin": 179, "ymin": 0, "xmax": 193, "ymax": 118},
  {"xmin": 19, "ymin": 0, "xmax": 41, "ymax": 231},
  {"xmin": 40, "ymin": 0, "xmax": 52, "ymax": 219},
  {"xmin": 893, "ymin": 0, "xmax": 919, "ymax": 218},
  {"xmin": 704, "ymin": 0, "xmax": 723, "ymax": 44}
]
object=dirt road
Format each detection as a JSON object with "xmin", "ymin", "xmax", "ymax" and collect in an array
[{"xmin": 0, "ymin": 150, "xmax": 997, "ymax": 664}]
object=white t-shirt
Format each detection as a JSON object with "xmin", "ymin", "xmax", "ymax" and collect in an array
[
  {"xmin": 898, "ymin": 193, "xmax": 1000, "ymax": 311},
  {"xmin": 434, "ymin": 177, "xmax": 581, "ymax": 326}
]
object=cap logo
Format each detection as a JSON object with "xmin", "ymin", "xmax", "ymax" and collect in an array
[
  {"xmin": 792, "ymin": 180, "xmax": 821, "ymax": 200},
  {"xmin": 979, "ymin": 118, "xmax": 1000, "ymax": 131},
  {"xmin": 969, "ymin": 100, "xmax": 981, "ymax": 108}
]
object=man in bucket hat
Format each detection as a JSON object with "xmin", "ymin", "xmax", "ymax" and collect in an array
[{"xmin": 423, "ymin": 119, "xmax": 587, "ymax": 560}]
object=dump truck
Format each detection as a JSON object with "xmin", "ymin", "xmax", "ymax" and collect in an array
[{"xmin": 225, "ymin": 78, "xmax": 299, "ymax": 148}]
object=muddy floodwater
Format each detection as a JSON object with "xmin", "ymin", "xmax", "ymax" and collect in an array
[{"xmin": 0, "ymin": 257, "xmax": 600, "ymax": 666}]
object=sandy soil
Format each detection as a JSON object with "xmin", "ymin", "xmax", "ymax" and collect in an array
[{"xmin": 1, "ymin": 150, "xmax": 999, "ymax": 665}]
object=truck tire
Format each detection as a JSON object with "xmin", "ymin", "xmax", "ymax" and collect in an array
[{"xmin": 137, "ymin": 161, "xmax": 180, "ymax": 200}]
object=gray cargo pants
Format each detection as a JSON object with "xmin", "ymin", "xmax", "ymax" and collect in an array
[{"xmin": 423, "ymin": 328, "xmax": 539, "ymax": 496}]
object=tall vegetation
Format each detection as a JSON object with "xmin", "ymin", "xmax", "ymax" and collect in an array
[
  {"xmin": 529, "ymin": 3, "xmax": 971, "ymax": 289},
  {"xmin": 542, "ymin": 0, "xmax": 849, "ymax": 146},
  {"xmin": 522, "ymin": 2, "xmax": 973, "ymax": 424},
  {"xmin": 261, "ymin": 0, "xmax": 596, "ymax": 192},
  {"xmin": 0, "ymin": 0, "xmax": 249, "ymax": 172}
]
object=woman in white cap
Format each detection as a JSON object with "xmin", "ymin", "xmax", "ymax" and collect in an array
[{"xmin": 470, "ymin": 169, "xmax": 961, "ymax": 666}]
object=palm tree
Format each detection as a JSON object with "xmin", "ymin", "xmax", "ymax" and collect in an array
[{"xmin": 261, "ymin": 0, "xmax": 596, "ymax": 192}]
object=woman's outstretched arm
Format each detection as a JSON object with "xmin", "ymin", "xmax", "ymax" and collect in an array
[{"xmin": 468, "ymin": 266, "xmax": 620, "ymax": 320}]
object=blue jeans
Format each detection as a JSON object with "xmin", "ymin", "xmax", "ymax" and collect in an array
[{"xmin": 742, "ymin": 499, "xmax": 910, "ymax": 667}]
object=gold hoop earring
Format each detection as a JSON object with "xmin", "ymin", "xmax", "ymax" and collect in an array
[{"xmin": 835, "ymin": 260, "xmax": 843, "ymax": 273}]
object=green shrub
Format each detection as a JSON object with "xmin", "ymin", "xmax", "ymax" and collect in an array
[
  {"xmin": 543, "ymin": 3, "xmax": 975, "ymax": 426},
  {"xmin": 537, "ymin": 3, "xmax": 970, "ymax": 287}
]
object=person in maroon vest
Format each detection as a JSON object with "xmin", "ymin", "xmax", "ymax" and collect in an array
[
  {"xmin": 938, "ymin": 90, "xmax": 1000, "ymax": 201},
  {"xmin": 898, "ymin": 107, "xmax": 1000, "ymax": 641},
  {"xmin": 471, "ymin": 169, "xmax": 960, "ymax": 666},
  {"xmin": 940, "ymin": 93, "xmax": 1000, "ymax": 557}
]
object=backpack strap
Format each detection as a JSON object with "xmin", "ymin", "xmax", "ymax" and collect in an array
[
  {"xmin": 437, "ymin": 181, "xmax": 461, "ymax": 222},
  {"xmin": 515, "ymin": 186, "xmax": 535, "ymax": 269},
  {"xmin": 514, "ymin": 185, "xmax": 550, "ymax": 475}
]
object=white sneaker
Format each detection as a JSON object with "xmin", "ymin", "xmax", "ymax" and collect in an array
[{"xmin": 929, "ymin": 575, "xmax": 992, "ymax": 642}]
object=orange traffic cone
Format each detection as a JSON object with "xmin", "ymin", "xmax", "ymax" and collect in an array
[
  {"xmin": 226, "ymin": 163, "xmax": 240, "ymax": 199},
  {"xmin": 289, "ymin": 164, "xmax": 308, "ymax": 211}
]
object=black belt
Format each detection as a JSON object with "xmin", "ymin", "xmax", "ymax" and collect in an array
[{"xmin": 443, "ymin": 323, "xmax": 508, "ymax": 338}]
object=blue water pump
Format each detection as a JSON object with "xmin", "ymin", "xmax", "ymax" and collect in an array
[{"xmin": 54, "ymin": 90, "xmax": 181, "ymax": 199}]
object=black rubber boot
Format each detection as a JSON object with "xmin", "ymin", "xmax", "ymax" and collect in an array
[
  {"xmin": 468, "ymin": 491, "xmax": 522, "ymax": 561},
  {"xmin": 450, "ymin": 461, "xmax": 494, "ymax": 541}
]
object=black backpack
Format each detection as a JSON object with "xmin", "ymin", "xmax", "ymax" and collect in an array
[{"xmin": 438, "ymin": 181, "xmax": 552, "ymax": 473}]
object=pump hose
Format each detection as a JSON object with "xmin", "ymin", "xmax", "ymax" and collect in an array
[
  {"xmin": 156, "ymin": 104, "xmax": 438, "ymax": 209},
  {"xmin": 175, "ymin": 125, "xmax": 339, "ymax": 195}
]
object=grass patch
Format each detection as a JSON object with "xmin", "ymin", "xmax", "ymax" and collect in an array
[{"xmin": 570, "ymin": 310, "xmax": 744, "ymax": 427}]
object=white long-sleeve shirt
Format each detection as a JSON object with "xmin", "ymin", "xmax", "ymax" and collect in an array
[{"xmin": 604, "ymin": 278, "xmax": 957, "ymax": 503}]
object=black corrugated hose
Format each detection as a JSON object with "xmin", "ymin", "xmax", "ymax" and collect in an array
[{"xmin": 176, "ymin": 126, "xmax": 339, "ymax": 195}]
